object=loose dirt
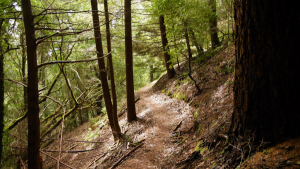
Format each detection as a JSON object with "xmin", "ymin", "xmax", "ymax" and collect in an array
[
  {"xmin": 43, "ymin": 43, "xmax": 236, "ymax": 169},
  {"xmin": 43, "ymin": 81, "xmax": 197, "ymax": 169}
]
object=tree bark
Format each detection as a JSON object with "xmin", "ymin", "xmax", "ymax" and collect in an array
[
  {"xmin": 104, "ymin": 0, "xmax": 121, "ymax": 136},
  {"xmin": 0, "ymin": 19, "xmax": 4, "ymax": 162},
  {"xmin": 159, "ymin": 15, "xmax": 176, "ymax": 79},
  {"xmin": 125, "ymin": 0, "xmax": 137, "ymax": 122},
  {"xmin": 93, "ymin": 65, "xmax": 103, "ymax": 115},
  {"xmin": 208, "ymin": 0, "xmax": 220, "ymax": 48},
  {"xmin": 184, "ymin": 23, "xmax": 201, "ymax": 93},
  {"xmin": 22, "ymin": 0, "xmax": 41, "ymax": 168},
  {"xmin": 189, "ymin": 28, "xmax": 203, "ymax": 57},
  {"xmin": 230, "ymin": 0, "xmax": 300, "ymax": 145},
  {"xmin": 90, "ymin": 0, "xmax": 121, "ymax": 140},
  {"xmin": 149, "ymin": 64, "xmax": 154, "ymax": 82},
  {"xmin": 20, "ymin": 33, "xmax": 27, "ymax": 111}
]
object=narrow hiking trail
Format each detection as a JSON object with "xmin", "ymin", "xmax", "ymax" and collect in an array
[
  {"xmin": 43, "ymin": 82, "xmax": 196, "ymax": 168},
  {"xmin": 115, "ymin": 83, "xmax": 195, "ymax": 168},
  {"xmin": 44, "ymin": 44, "xmax": 236, "ymax": 168}
]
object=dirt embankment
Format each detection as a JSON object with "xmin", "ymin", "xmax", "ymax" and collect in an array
[{"xmin": 43, "ymin": 43, "xmax": 238, "ymax": 168}]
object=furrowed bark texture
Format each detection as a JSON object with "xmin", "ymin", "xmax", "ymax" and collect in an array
[
  {"xmin": 159, "ymin": 15, "xmax": 176, "ymax": 79},
  {"xmin": 22, "ymin": 0, "xmax": 41, "ymax": 168},
  {"xmin": 125, "ymin": 0, "xmax": 137, "ymax": 122},
  {"xmin": 231, "ymin": 0, "xmax": 300, "ymax": 144},
  {"xmin": 91, "ymin": 0, "xmax": 120, "ymax": 140}
]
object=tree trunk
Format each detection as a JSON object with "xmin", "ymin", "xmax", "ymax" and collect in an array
[
  {"xmin": 93, "ymin": 65, "xmax": 103, "ymax": 115},
  {"xmin": 21, "ymin": 33, "xmax": 27, "ymax": 111},
  {"xmin": 0, "ymin": 19, "xmax": 4, "ymax": 162},
  {"xmin": 159, "ymin": 15, "xmax": 176, "ymax": 79},
  {"xmin": 90, "ymin": 0, "xmax": 121, "ymax": 140},
  {"xmin": 184, "ymin": 23, "xmax": 201, "ymax": 93},
  {"xmin": 189, "ymin": 28, "xmax": 203, "ymax": 57},
  {"xmin": 208, "ymin": 0, "xmax": 220, "ymax": 48},
  {"xmin": 149, "ymin": 64, "xmax": 154, "ymax": 82},
  {"xmin": 104, "ymin": 0, "xmax": 121, "ymax": 136},
  {"xmin": 22, "ymin": 0, "xmax": 41, "ymax": 168},
  {"xmin": 230, "ymin": 0, "xmax": 300, "ymax": 145},
  {"xmin": 125, "ymin": 0, "xmax": 137, "ymax": 122}
]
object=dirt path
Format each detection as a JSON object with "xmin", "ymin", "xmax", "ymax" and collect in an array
[
  {"xmin": 115, "ymin": 83, "xmax": 195, "ymax": 168},
  {"xmin": 43, "ymin": 82, "xmax": 195, "ymax": 168}
]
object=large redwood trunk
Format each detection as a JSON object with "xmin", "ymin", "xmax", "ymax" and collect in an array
[
  {"xmin": 22, "ymin": 0, "xmax": 41, "ymax": 168},
  {"xmin": 0, "ymin": 19, "xmax": 4, "ymax": 161},
  {"xmin": 230, "ymin": 0, "xmax": 300, "ymax": 145},
  {"xmin": 91, "ymin": 0, "xmax": 121, "ymax": 140},
  {"xmin": 125, "ymin": 0, "xmax": 137, "ymax": 122},
  {"xmin": 159, "ymin": 15, "xmax": 176, "ymax": 79}
]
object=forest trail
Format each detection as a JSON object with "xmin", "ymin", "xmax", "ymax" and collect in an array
[
  {"xmin": 43, "ymin": 81, "xmax": 196, "ymax": 168},
  {"xmin": 43, "ymin": 44, "xmax": 236, "ymax": 168},
  {"xmin": 114, "ymin": 82, "xmax": 195, "ymax": 168}
]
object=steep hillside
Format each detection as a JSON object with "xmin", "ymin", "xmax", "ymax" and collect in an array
[{"xmin": 42, "ymin": 43, "xmax": 236, "ymax": 168}]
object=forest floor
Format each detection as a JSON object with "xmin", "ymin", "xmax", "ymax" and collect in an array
[{"xmin": 43, "ymin": 42, "xmax": 300, "ymax": 169}]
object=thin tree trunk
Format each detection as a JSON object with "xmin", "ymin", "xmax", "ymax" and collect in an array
[
  {"xmin": 90, "ymin": 0, "xmax": 120, "ymax": 140},
  {"xmin": 20, "ymin": 33, "xmax": 27, "ymax": 111},
  {"xmin": 21, "ymin": 0, "xmax": 41, "ymax": 168},
  {"xmin": 93, "ymin": 65, "xmax": 103, "ymax": 115},
  {"xmin": 208, "ymin": 0, "xmax": 220, "ymax": 48},
  {"xmin": 189, "ymin": 28, "xmax": 204, "ymax": 56},
  {"xmin": 173, "ymin": 35, "xmax": 181, "ymax": 71},
  {"xmin": 104, "ymin": 0, "xmax": 121, "ymax": 136},
  {"xmin": 184, "ymin": 23, "xmax": 201, "ymax": 94},
  {"xmin": 125, "ymin": 0, "xmax": 137, "ymax": 122},
  {"xmin": 149, "ymin": 64, "xmax": 154, "ymax": 82},
  {"xmin": 159, "ymin": 15, "xmax": 176, "ymax": 79},
  {"xmin": 230, "ymin": 0, "xmax": 300, "ymax": 145}
]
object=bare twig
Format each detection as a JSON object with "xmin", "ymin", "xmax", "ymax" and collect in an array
[
  {"xmin": 18, "ymin": 155, "xmax": 25, "ymax": 169},
  {"xmin": 42, "ymin": 138, "xmax": 104, "ymax": 143},
  {"xmin": 37, "ymin": 51, "xmax": 113, "ymax": 69},
  {"xmin": 40, "ymin": 151, "xmax": 75, "ymax": 169},
  {"xmin": 9, "ymin": 133, "xmax": 75, "ymax": 168},
  {"xmin": 40, "ymin": 95, "xmax": 62, "ymax": 106},
  {"xmin": 5, "ymin": 78, "xmax": 27, "ymax": 87},
  {"xmin": 57, "ymin": 108, "xmax": 66, "ymax": 168},
  {"xmin": 173, "ymin": 121, "xmax": 182, "ymax": 132},
  {"xmin": 42, "ymin": 147, "xmax": 101, "ymax": 153},
  {"xmin": 110, "ymin": 139, "xmax": 145, "ymax": 169},
  {"xmin": 87, "ymin": 153, "xmax": 107, "ymax": 168}
]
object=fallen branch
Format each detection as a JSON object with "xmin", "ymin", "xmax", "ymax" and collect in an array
[
  {"xmin": 57, "ymin": 109, "xmax": 66, "ymax": 168},
  {"xmin": 87, "ymin": 153, "xmax": 107, "ymax": 168},
  {"xmin": 9, "ymin": 133, "xmax": 75, "ymax": 169},
  {"xmin": 41, "ymin": 105, "xmax": 79, "ymax": 138},
  {"xmin": 117, "ymin": 97, "xmax": 140, "ymax": 117},
  {"xmin": 110, "ymin": 139, "xmax": 145, "ymax": 169},
  {"xmin": 40, "ymin": 151, "xmax": 75, "ymax": 169},
  {"xmin": 42, "ymin": 147, "xmax": 101, "ymax": 153},
  {"xmin": 173, "ymin": 121, "xmax": 182, "ymax": 132},
  {"xmin": 42, "ymin": 138, "xmax": 104, "ymax": 143}
]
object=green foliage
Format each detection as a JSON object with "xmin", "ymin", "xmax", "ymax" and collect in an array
[
  {"xmin": 178, "ymin": 137, "xmax": 188, "ymax": 145},
  {"xmin": 172, "ymin": 91, "xmax": 188, "ymax": 102},
  {"xmin": 0, "ymin": 0, "xmax": 234, "ymax": 166},
  {"xmin": 263, "ymin": 149, "xmax": 272, "ymax": 155},
  {"xmin": 194, "ymin": 140, "xmax": 208, "ymax": 154}
]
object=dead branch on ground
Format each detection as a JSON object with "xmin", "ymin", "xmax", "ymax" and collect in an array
[{"xmin": 110, "ymin": 139, "xmax": 145, "ymax": 169}]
